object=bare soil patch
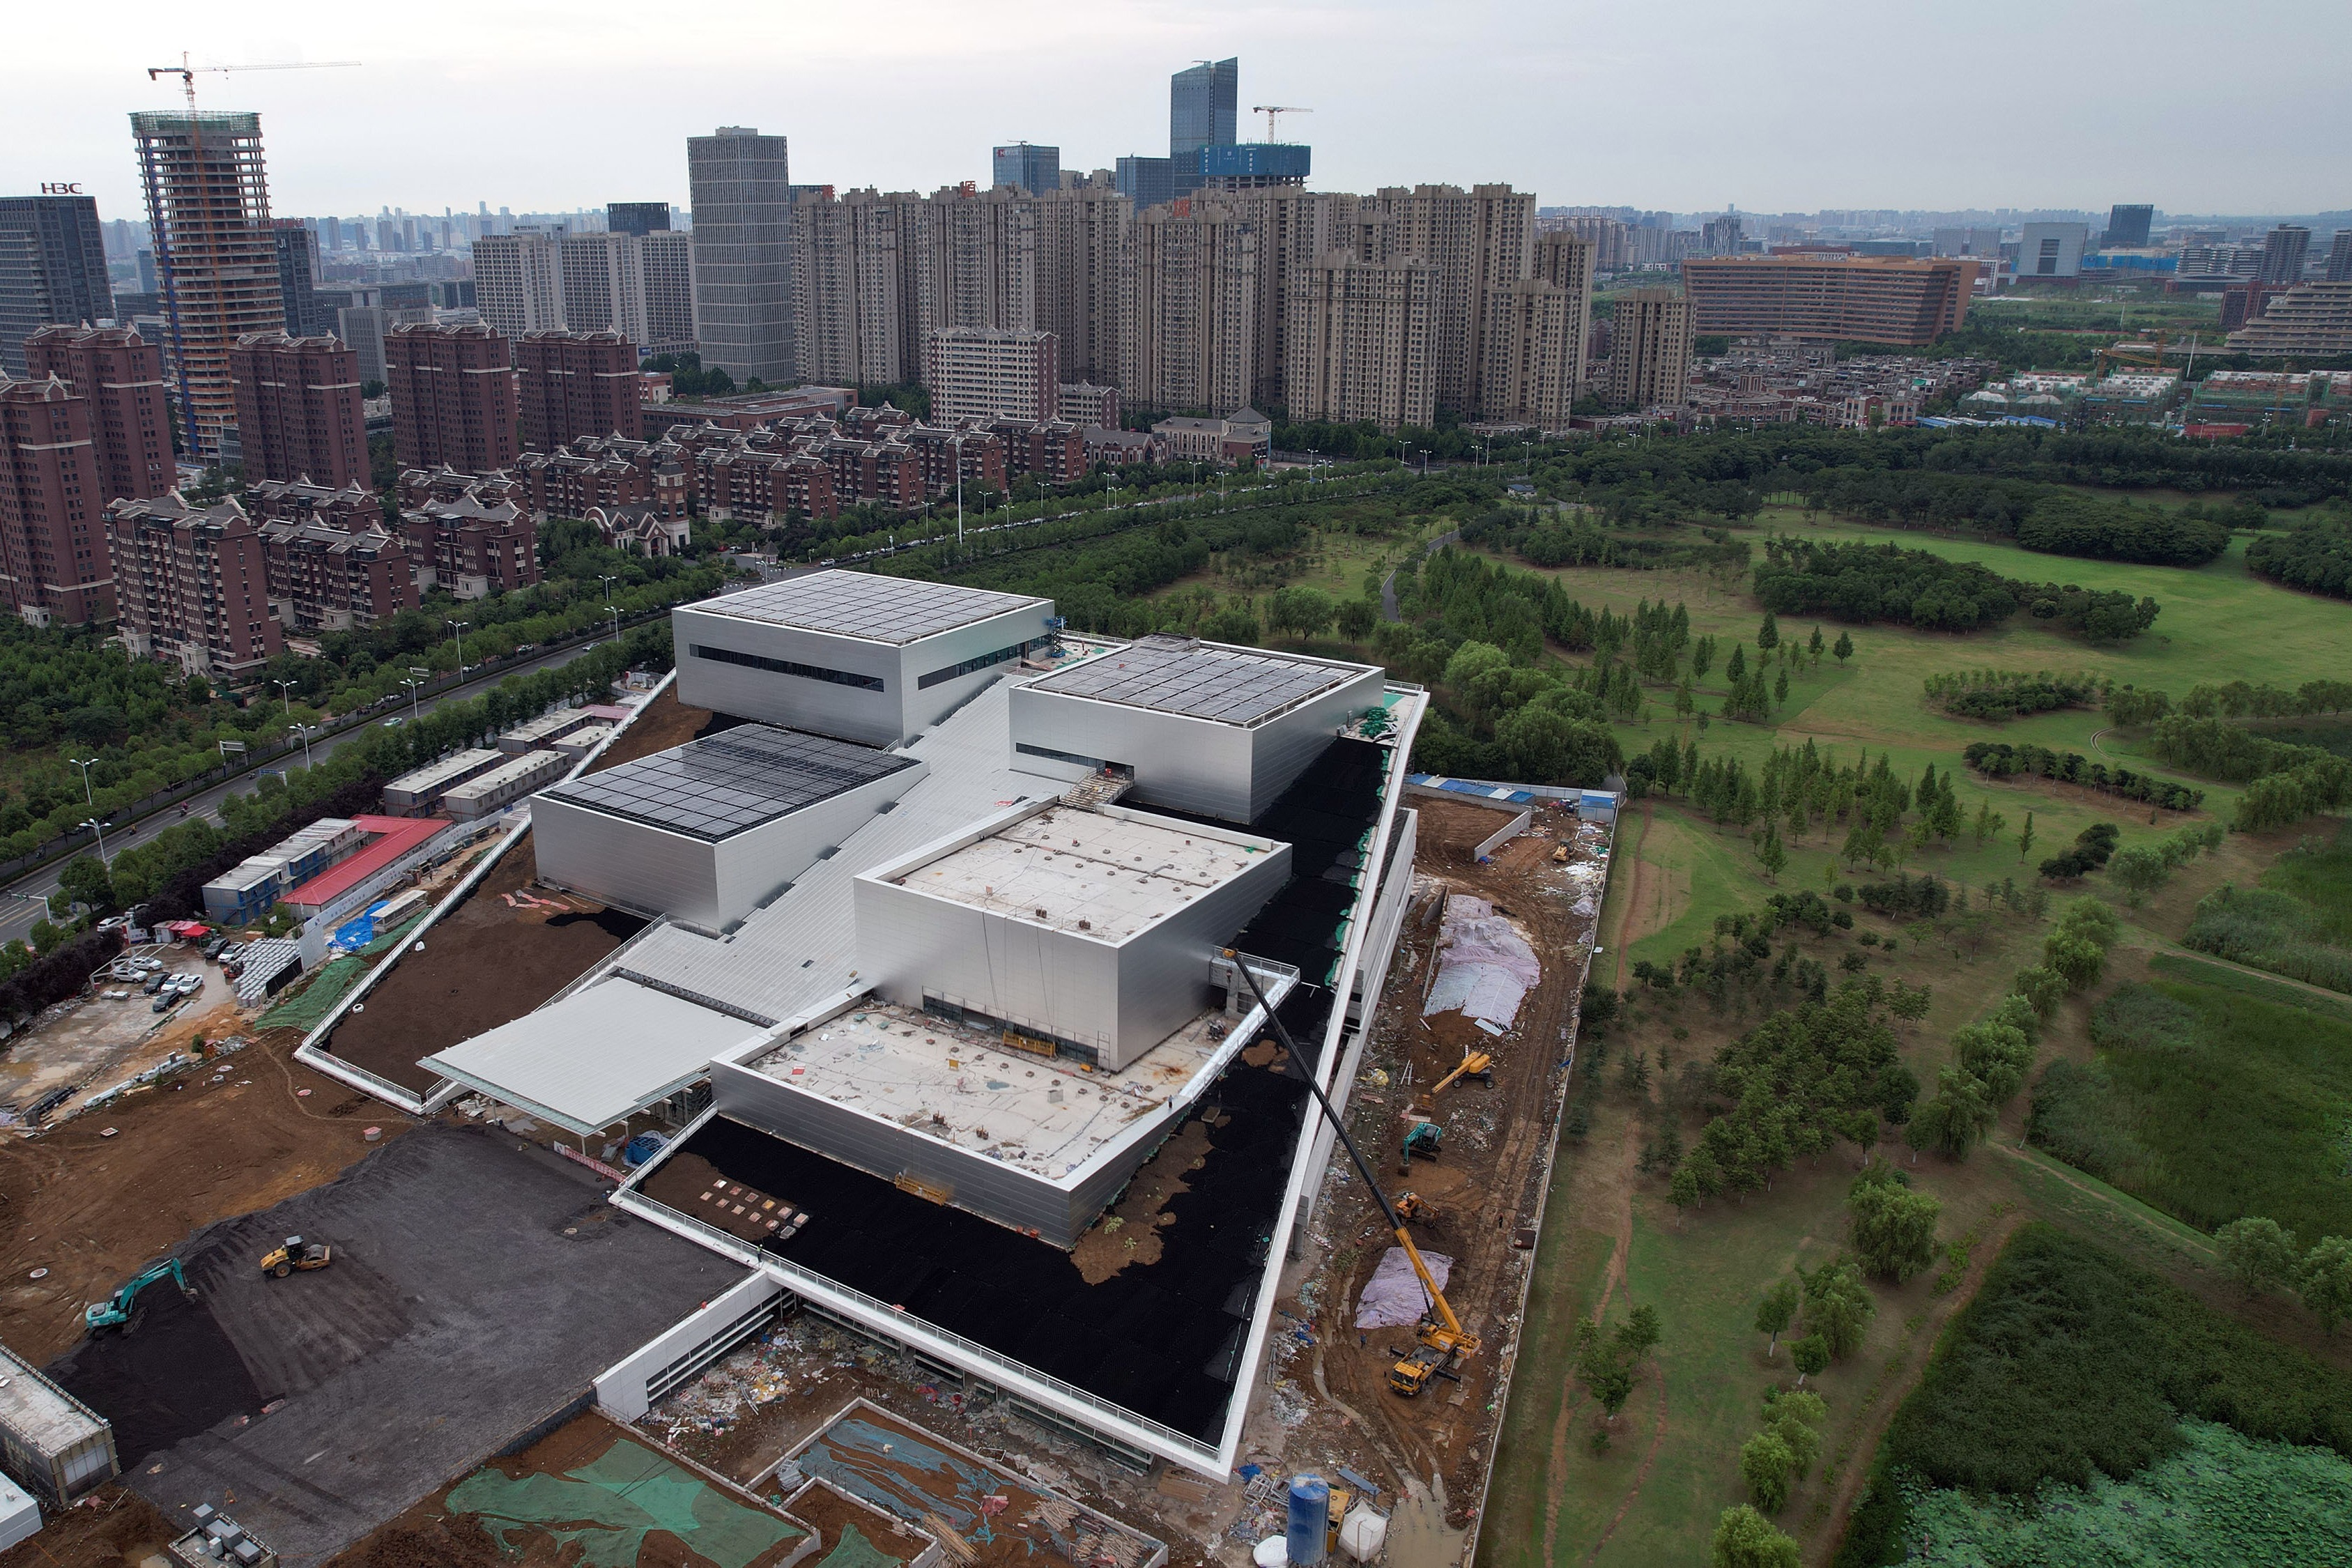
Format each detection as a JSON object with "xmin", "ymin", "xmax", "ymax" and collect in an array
[
  {"xmin": 0, "ymin": 1033, "xmax": 402, "ymax": 1364},
  {"xmin": 314, "ymin": 833, "xmax": 645, "ymax": 1091}
]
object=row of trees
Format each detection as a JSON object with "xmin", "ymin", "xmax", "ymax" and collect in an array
[{"xmin": 1903, "ymin": 898, "xmax": 2121, "ymax": 1163}]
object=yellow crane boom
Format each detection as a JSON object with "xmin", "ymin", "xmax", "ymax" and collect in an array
[{"xmin": 1222, "ymin": 949, "xmax": 1480, "ymax": 1396}]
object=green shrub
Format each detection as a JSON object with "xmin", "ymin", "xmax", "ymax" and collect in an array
[
  {"xmin": 1835, "ymin": 1224, "xmax": 2352, "ymax": 1565},
  {"xmin": 2186, "ymin": 883, "xmax": 2352, "ymax": 997}
]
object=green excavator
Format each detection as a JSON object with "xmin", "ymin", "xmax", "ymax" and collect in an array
[{"xmin": 85, "ymin": 1258, "xmax": 194, "ymax": 1335}]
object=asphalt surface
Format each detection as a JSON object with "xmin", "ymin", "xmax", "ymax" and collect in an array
[
  {"xmin": 0, "ymin": 637, "xmax": 621, "ymax": 950},
  {"xmin": 52, "ymin": 1123, "xmax": 745, "ymax": 1567}
]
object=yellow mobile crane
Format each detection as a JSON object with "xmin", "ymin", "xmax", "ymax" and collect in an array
[{"xmin": 1224, "ymin": 951, "xmax": 1482, "ymax": 1397}]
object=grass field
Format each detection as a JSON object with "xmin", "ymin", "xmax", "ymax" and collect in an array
[
  {"xmin": 1478, "ymin": 514, "xmax": 2352, "ymax": 905},
  {"xmin": 1457, "ymin": 509, "xmax": 2352, "ymax": 1567},
  {"xmin": 1478, "ymin": 781, "xmax": 2352, "ymax": 1567},
  {"xmin": 2033, "ymin": 976, "xmax": 2352, "ymax": 1243}
]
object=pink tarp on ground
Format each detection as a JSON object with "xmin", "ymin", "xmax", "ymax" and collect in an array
[
  {"xmin": 1421, "ymin": 893, "xmax": 1542, "ymax": 1027},
  {"xmin": 1354, "ymin": 1245, "xmax": 1456, "ymax": 1329}
]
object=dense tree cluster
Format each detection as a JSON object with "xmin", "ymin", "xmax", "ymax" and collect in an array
[
  {"xmin": 1961, "ymin": 739, "xmax": 2205, "ymax": 811},
  {"xmin": 2145, "ymin": 714, "xmax": 2352, "ymax": 829},
  {"xmin": 2013, "ymin": 492, "xmax": 2231, "ymax": 566},
  {"xmin": 1922, "ymin": 668, "xmax": 2100, "ymax": 721},
  {"xmin": 1753, "ymin": 537, "xmax": 2160, "ymax": 640},
  {"xmin": 1665, "ymin": 987, "xmax": 1909, "ymax": 1207},
  {"xmin": 2245, "ymin": 513, "xmax": 2352, "ymax": 599},
  {"xmin": 1839, "ymin": 1225, "xmax": 2352, "ymax": 1567}
]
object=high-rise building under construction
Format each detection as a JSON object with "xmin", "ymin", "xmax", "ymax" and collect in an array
[{"xmin": 130, "ymin": 109, "xmax": 285, "ymax": 460}]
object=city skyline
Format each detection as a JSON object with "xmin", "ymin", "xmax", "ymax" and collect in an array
[{"xmin": 10, "ymin": 0, "xmax": 2352, "ymax": 224}]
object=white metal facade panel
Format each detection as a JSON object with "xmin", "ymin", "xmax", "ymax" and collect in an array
[
  {"xmin": 853, "ymin": 814, "xmax": 1289, "ymax": 1070},
  {"xmin": 532, "ymin": 794, "xmax": 718, "ymax": 923},
  {"xmin": 674, "ymin": 598, "xmax": 1055, "ymax": 746},
  {"xmin": 1247, "ymin": 664, "xmax": 1388, "ymax": 817},
  {"xmin": 1007, "ymin": 661, "xmax": 1384, "ymax": 823},
  {"xmin": 535, "ymin": 763, "xmax": 928, "ymax": 930}
]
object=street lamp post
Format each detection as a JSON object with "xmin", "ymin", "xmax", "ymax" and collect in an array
[
  {"xmin": 288, "ymin": 723, "xmax": 316, "ymax": 769},
  {"xmin": 447, "ymin": 620, "xmax": 471, "ymax": 677},
  {"xmin": 272, "ymin": 678, "xmax": 296, "ymax": 716},
  {"xmin": 82, "ymin": 818, "xmax": 112, "ymax": 868},
  {"xmin": 952, "ymin": 428, "xmax": 967, "ymax": 547},
  {"xmin": 598, "ymin": 574, "xmax": 621, "ymax": 607},
  {"xmin": 401, "ymin": 677, "xmax": 426, "ymax": 723},
  {"xmin": 68, "ymin": 756, "xmax": 98, "ymax": 806},
  {"xmin": 7, "ymin": 891, "xmax": 56, "ymax": 924}
]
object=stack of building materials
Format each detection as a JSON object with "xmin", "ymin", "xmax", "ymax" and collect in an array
[{"xmin": 231, "ymin": 939, "xmax": 305, "ymax": 1003}]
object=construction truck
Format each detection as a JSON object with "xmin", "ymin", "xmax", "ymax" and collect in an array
[
  {"xmin": 259, "ymin": 1236, "xmax": 332, "ymax": 1278},
  {"xmin": 1223, "ymin": 950, "xmax": 1482, "ymax": 1399},
  {"xmin": 1394, "ymin": 1192, "xmax": 1442, "ymax": 1229},
  {"xmin": 85, "ymin": 1258, "xmax": 194, "ymax": 1334}
]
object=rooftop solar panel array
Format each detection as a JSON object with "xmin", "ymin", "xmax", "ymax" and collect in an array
[
  {"xmin": 540, "ymin": 725, "xmax": 915, "ymax": 841},
  {"xmin": 699, "ymin": 570, "xmax": 1045, "ymax": 645},
  {"xmin": 1031, "ymin": 637, "xmax": 1360, "ymax": 725}
]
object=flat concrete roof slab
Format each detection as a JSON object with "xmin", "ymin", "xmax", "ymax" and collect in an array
[
  {"xmin": 882, "ymin": 804, "xmax": 1277, "ymax": 942},
  {"xmin": 746, "ymin": 997, "xmax": 1248, "ymax": 1181}
]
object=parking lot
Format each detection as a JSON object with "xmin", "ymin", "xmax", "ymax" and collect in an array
[{"xmin": 0, "ymin": 942, "xmax": 238, "ymax": 1123}]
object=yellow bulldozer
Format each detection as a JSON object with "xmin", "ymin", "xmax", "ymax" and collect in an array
[{"xmin": 259, "ymin": 1236, "xmax": 332, "ymax": 1279}]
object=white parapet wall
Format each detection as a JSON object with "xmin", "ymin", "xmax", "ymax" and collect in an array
[{"xmin": 593, "ymin": 1270, "xmax": 790, "ymax": 1422}]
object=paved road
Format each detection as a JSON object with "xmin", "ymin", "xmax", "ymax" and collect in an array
[
  {"xmin": 1381, "ymin": 528, "xmax": 1461, "ymax": 622},
  {"xmin": 0, "ymin": 637, "xmax": 622, "ymax": 949}
]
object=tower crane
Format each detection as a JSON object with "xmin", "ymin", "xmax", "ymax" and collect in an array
[
  {"xmin": 138, "ymin": 56, "xmax": 360, "ymax": 459},
  {"xmin": 1224, "ymin": 950, "xmax": 1480, "ymax": 1397},
  {"xmin": 145, "ymin": 53, "xmax": 362, "ymax": 114},
  {"xmin": 1252, "ymin": 106, "xmax": 1313, "ymax": 141}
]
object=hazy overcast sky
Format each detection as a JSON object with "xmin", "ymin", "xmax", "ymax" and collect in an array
[{"xmin": 13, "ymin": 0, "xmax": 2348, "ymax": 223}]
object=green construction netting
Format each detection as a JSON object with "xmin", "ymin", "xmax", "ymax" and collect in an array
[
  {"xmin": 447, "ymin": 1437, "xmax": 803, "ymax": 1568},
  {"xmin": 254, "ymin": 955, "xmax": 367, "ymax": 1033},
  {"xmin": 818, "ymin": 1522, "xmax": 906, "ymax": 1568},
  {"xmin": 358, "ymin": 912, "xmax": 427, "ymax": 957}
]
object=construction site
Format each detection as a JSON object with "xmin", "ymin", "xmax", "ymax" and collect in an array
[{"xmin": 0, "ymin": 569, "xmax": 1615, "ymax": 1568}]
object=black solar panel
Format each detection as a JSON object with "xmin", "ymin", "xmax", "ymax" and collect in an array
[
  {"xmin": 700, "ymin": 570, "xmax": 1045, "ymax": 645},
  {"xmin": 1032, "ymin": 637, "xmax": 1360, "ymax": 725},
  {"xmin": 540, "ymin": 725, "xmax": 915, "ymax": 841}
]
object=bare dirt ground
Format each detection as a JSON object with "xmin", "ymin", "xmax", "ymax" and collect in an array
[
  {"xmin": 313, "ymin": 833, "xmax": 644, "ymax": 1091},
  {"xmin": 0, "ymin": 1029, "xmax": 404, "ymax": 1364},
  {"xmin": 0, "ymin": 1484, "xmax": 175, "ymax": 1568},
  {"xmin": 1, "ymin": 949, "xmax": 239, "ymax": 1125},
  {"xmin": 587, "ymin": 686, "xmax": 738, "ymax": 773},
  {"xmin": 1227, "ymin": 797, "xmax": 1602, "ymax": 1544}
]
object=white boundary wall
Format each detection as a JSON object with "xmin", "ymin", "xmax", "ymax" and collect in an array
[{"xmin": 594, "ymin": 1270, "xmax": 789, "ymax": 1421}]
